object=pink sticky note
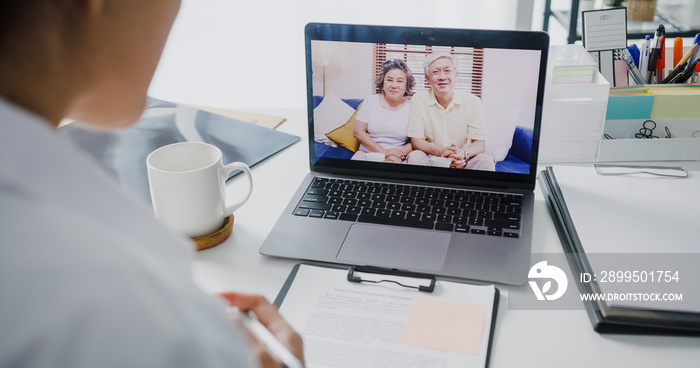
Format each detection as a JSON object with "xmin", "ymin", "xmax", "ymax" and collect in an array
[{"xmin": 400, "ymin": 299, "xmax": 486, "ymax": 355}]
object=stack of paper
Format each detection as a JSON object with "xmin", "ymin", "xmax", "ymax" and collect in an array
[
  {"xmin": 549, "ymin": 44, "xmax": 598, "ymax": 84},
  {"xmin": 647, "ymin": 84, "xmax": 700, "ymax": 119},
  {"xmin": 606, "ymin": 84, "xmax": 700, "ymax": 120}
]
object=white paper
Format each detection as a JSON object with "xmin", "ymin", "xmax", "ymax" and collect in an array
[
  {"xmin": 582, "ymin": 8, "xmax": 627, "ymax": 52},
  {"xmin": 278, "ymin": 265, "xmax": 496, "ymax": 368}
]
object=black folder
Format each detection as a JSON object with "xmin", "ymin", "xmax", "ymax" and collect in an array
[{"xmin": 539, "ymin": 166, "xmax": 700, "ymax": 335}]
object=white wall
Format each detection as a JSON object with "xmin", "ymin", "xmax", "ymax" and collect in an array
[
  {"xmin": 311, "ymin": 41, "xmax": 374, "ymax": 100},
  {"xmin": 482, "ymin": 48, "xmax": 542, "ymax": 129},
  {"xmin": 149, "ymin": 0, "xmax": 527, "ymax": 109}
]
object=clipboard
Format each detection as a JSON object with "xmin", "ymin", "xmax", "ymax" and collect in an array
[
  {"xmin": 538, "ymin": 166, "xmax": 700, "ymax": 335},
  {"xmin": 274, "ymin": 263, "xmax": 500, "ymax": 368}
]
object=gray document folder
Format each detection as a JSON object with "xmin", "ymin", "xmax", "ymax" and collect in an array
[{"xmin": 61, "ymin": 97, "xmax": 300, "ymax": 204}]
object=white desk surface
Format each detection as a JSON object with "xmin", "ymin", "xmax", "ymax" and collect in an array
[{"xmin": 194, "ymin": 107, "xmax": 700, "ymax": 368}]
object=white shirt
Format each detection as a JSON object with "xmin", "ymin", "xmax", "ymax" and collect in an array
[
  {"xmin": 356, "ymin": 94, "xmax": 411, "ymax": 152},
  {"xmin": 0, "ymin": 100, "xmax": 258, "ymax": 368}
]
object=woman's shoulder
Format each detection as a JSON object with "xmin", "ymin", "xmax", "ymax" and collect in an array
[{"xmin": 363, "ymin": 94, "xmax": 381, "ymax": 104}]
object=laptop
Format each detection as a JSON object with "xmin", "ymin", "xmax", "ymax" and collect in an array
[{"xmin": 260, "ymin": 23, "xmax": 549, "ymax": 285}]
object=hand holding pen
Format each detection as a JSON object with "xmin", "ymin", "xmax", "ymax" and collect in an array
[{"xmin": 221, "ymin": 292, "xmax": 305, "ymax": 368}]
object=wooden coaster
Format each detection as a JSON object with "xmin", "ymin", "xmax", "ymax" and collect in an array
[{"xmin": 192, "ymin": 214, "xmax": 234, "ymax": 251}]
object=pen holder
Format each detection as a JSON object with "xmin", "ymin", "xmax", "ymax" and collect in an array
[{"xmin": 627, "ymin": 0, "xmax": 657, "ymax": 22}]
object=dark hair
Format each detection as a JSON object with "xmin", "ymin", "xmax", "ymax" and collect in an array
[{"xmin": 375, "ymin": 59, "xmax": 415, "ymax": 96}]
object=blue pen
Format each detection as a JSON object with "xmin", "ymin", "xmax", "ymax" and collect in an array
[
  {"xmin": 689, "ymin": 33, "xmax": 700, "ymax": 66},
  {"xmin": 627, "ymin": 44, "xmax": 640, "ymax": 68}
]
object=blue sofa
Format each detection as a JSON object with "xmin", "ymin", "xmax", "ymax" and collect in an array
[{"xmin": 312, "ymin": 96, "xmax": 532, "ymax": 174}]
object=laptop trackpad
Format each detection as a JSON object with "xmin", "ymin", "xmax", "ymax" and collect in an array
[{"xmin": 336, "ymin": 223, "xmax": 450, "ymax": 272}]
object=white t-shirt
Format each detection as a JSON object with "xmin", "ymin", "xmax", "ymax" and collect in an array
[
  {"xmin": 0, "ymin": 99, "xmax": 259, "ymax": 368},
  {"xmin": 355, "ymin": 94, "xmax": 411, "ymax": 152}
]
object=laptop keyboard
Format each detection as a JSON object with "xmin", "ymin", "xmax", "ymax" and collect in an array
[{"xmin": 293, "ymin": 177, "xmax": 522, "ymax": 238}]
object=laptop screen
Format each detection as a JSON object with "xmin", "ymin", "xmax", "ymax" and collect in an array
[{"xmin": 305, "ymin": 23, "xmax": 549, "ymax": 190}]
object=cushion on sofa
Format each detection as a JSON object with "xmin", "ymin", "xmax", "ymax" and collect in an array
[
  {"xmin": 312, "ymin": 91, "xmax": 356, "ymax": 146},
  {"xmin": 325, "ymin": 102, "xmax": 363, "ymax": 153}
]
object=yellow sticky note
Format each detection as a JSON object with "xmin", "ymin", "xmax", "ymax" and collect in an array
[
  {"xmin": 400, "ymin": 299, "xmax": 486, "ymax": 355},
  {"xmin": 649, "ymin": 93, "xmax": 700, "ymax": 119}
]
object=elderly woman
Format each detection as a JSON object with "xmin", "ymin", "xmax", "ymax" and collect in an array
[{"xmin": 352, "ymin": 59, "xmax": 415, "ymax": 163}]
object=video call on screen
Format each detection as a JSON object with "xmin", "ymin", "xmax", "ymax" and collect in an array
[{"xmin": 311, "ymin": 40, "xmax": 542, "ymax": 175}]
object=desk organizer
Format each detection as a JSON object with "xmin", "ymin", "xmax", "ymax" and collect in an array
[
  {"xmin": 192, "ymin": 214, "xmax": 234, "ymax": 251},
  {"xmin": 540, "ymin": 70, "xmax": 610, "ymax": 162},
  {"xmin": 599, "ymin": 85, "xmax": 700, "ymax": 162},
  {"xmin": 599, "ymin": 119, "xmax": 700, "ymax": 161}
]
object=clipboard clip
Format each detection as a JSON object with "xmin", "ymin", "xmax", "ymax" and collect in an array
[{"xmin": 347, "ymin": 266, "xmax": 436, "ymax": 293}]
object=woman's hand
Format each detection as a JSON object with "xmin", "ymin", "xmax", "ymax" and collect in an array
[
  {"xmin": 220, "ymin": 292, "xmax": 304, "ymax": 368},
  {"xmin": 384, "ymin": 154, "xmax": 402, "ymax": 163},
  {"xmin": 383, "ymin": 148, "xmax": 405, "ymax": 160}
]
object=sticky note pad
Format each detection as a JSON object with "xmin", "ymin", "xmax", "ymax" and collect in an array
[
  {"xmin": 606, "ymin": 95, "xmax": 654, "ymax": 120},
  {"xmin": 650, "ymin": 93, "xmax": 700, "ymax": 119},
  {"xmin": 400, "ymin": 299, "xmax": 486, "ymax": 355}
]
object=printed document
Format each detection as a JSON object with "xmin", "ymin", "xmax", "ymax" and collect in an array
[{"xmin": 277, "ymin": 264, "xmax": 497, "ymax": 368}]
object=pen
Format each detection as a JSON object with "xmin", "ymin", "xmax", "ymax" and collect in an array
[
  {"xmin": 621, "ymin": 48, "xmax": 646, "ymax": 85},
  {"xmin": 689, "ymin": 33, "xmax": 700, "ymax": 66},
  {"xmin": 692, "ymin": 61, "xmax": 700, "ymax": 83},
  {"xmin": 627, "ymin": 44, "xmax": 640, "ymax": 68},
  {"xmin": 639, "ymin": 36, "xmax": 651, "ymax": 83},
  {"xmin": 661, "ymin": 61, "xmax": 687, "ymax": 84},
  {"xmin": 226, "ymin": 307, "xmax": 305, "ymax": 368},
  {"xmin": 646, "ymin": 25, "xmax": 664, "ymax": 84},
  {"xmin": 677, "ymin": 43, "xmax": 698, "ymax": 67},
  {"xmin": 672, "ymin": 59, "xmax": 700, "ymax": 84},
  {"xmin": 673, "ymin": 37, "xmax": 683, "ymax": 67},
  {"xmin": 656, "ymin": 37, "xmax": 665, "ymax": 84}
]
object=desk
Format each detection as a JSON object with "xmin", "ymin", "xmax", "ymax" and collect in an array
[{"xmin": 193, "ymin": 107, "xmax": 700, "ymax": 367}]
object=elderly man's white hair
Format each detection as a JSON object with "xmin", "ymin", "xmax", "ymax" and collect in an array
[{"xmin": 422, "ymin": 52, "xmax": 459, "ymax": 76}]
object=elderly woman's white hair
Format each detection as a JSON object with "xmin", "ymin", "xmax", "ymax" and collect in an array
[{"xmin": 422, "ymin": 52, "xmax": 459, "ymax": 75}]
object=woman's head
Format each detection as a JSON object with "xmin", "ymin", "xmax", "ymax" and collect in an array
[
  {"xmin": 375, "ymin": 59, "xmax": 415, "ymax": 97},
  {"xmin": 0, "ymin": 0, "xmax": 181, "ymax": 128}
]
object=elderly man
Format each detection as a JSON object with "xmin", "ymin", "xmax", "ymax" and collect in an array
[{"xmin": 406, "ymin": 52, "xmax": 495, "ymax": 171}]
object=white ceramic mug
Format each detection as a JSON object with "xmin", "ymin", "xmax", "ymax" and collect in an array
[
  {"xmin": 429, "ymin": 156, "xmax": 452, "ymax": 168},
  {"xmin": 146, "ymin": 142, "xmax": 253, "ymax": 238}
]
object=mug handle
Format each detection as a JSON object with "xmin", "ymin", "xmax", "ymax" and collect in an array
[{"xmin": 222, "ymin": 162, "xmax": 253, "ymax": 214}]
